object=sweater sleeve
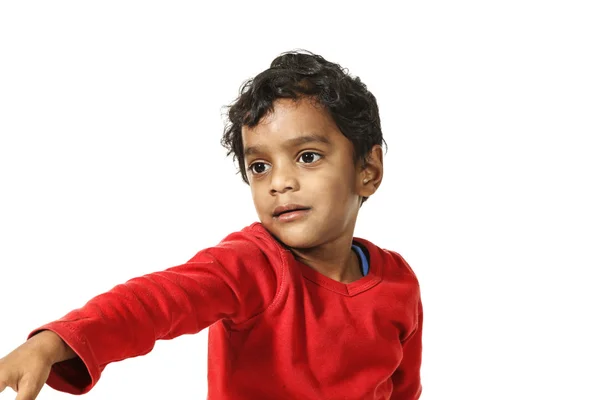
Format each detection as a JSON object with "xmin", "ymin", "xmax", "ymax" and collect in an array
[
  {"xmin": 28, "ymin": 235, "xmax": 279, "ymax": 395},
  {"xmin": 391, "ymin": 298, "xmax": 423, "ymax": 400}
]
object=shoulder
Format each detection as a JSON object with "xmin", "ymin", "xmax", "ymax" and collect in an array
[
  {"xmin": 211, "ymin": 222, "xmax": 284, "ymax": 259},
  {"xmin": 383, "ymin": 248, "xmax": 420, "ymax": 283},
  {"xmin": 186, "ymin": 222, "xmax": 287, "ymax": 277},
  {"xmin": 354, "ymin": 236, "xmax": 420, "ymax": 284}
]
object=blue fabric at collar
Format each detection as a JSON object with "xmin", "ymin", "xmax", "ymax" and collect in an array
[{"xmin": 352, "ymin": 244, "xmax": 370, "ymax": 276}]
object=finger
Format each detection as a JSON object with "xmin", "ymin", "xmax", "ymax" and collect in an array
[
  {"xmin": 15, "ymin": 381, "xmax": 43, "ymax": 400},
  {"xmin": 0, "ymin": 379, "xmax": 15, "ymax": 393}
]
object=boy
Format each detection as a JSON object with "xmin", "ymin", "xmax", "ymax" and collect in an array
[{"xmin": 0, "ymin": 50, "xmax": 423, "ymax": 399}]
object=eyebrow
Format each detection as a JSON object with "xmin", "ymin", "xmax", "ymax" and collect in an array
[{"xmin": 243, "ymin": 133, "xmax": 331, "ymax": 158}]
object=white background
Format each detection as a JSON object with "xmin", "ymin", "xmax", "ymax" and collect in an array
[{"xmin": 1, "ymin": 1, "xmax": 599, "ymax": 399}]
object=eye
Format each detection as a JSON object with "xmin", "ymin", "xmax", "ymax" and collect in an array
[
  {"xmin": 248, "ymin": 162, "xmax": 271, "ymax": 175},
  {"xmin": 298, "ymin": 152, "xmax": 323, "ymax": 164}
]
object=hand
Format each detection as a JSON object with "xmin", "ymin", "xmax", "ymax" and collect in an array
[{"xmin": 0, "ymin": 331, "xmax": 67, "ymax": 400}]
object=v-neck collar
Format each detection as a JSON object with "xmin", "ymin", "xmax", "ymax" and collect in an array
[
  {"xmin": 289, "ymin": 237, "xmax": 382, "ymax": 296},
  {"xmin": 246, "ymin": 222, "xmax": 383, "ymax": 297}
]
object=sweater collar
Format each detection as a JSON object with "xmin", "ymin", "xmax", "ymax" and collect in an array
[{"xmin": 246, "ymin": 222, "xmax": 383, "ymax": 296}]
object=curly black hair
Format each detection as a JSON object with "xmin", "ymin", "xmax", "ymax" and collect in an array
[{"xmin": 221, "ymin": 50, "xmax": 386, "ymax": 201}]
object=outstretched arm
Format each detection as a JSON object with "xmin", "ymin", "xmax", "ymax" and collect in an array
[{"xmin": 25, "ymin": 237, "xmax": 278, "ymax": 395}]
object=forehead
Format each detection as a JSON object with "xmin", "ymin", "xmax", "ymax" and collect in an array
[{"xmin": 241, "ymin": 98, "xmax": 341, "ymax": 148}]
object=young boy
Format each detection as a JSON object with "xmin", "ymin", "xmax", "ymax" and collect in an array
[{"xmin": 0, "ymin": 50, "xmax": 423, "ymax": 399}]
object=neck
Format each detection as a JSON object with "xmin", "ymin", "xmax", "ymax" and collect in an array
[{"xmin": 289, "ymin": 233, "xmax": 362, "ymax": 284}]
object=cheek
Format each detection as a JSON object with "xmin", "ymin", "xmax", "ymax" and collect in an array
[
  {"xmin": 249, "ymin": 184, "xmax": 260, "ymax": 205},
  {"xmin": 322, "ymin": 158, "xmax": 356, "ymax": 189},
  {"xmin": 309, "ymin": 168, "xmax": 355, "ymax": 201},
  {"xmin": 250, "ymin": 183, "xmax": 269, "ymax": 213}
]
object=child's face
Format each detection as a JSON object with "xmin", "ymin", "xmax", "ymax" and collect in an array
[{"xmin": 242, "ymin": 97, "xmax": 378, "ymax": 249}]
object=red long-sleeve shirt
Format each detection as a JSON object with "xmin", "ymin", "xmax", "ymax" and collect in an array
[{"xmin": 30, "ymin": 222, "xmax": 423, "ymax": 399}]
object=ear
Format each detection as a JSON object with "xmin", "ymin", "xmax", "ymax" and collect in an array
[{"xmin": 357, "ymin": 145, "xmax": 384, "ymax": 197}]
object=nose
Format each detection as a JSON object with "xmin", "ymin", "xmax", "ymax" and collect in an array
[{"xmin": 270, "ymin": 162, "xmax": 299, "ymax": 195}]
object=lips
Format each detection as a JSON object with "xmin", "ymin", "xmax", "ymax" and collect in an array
[{"xmin": 273, "ymin": 204, "xmax": 311, "ymax": 217}]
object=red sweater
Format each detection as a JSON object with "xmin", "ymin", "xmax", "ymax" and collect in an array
[{"xmin": 30, "ymin": 223, "xmax": 423, "ymax": 399}]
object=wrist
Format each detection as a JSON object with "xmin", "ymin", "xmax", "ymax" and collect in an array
[{"xmin": 28, "ymin": 330, "xmax": 75, "ymax": 365}]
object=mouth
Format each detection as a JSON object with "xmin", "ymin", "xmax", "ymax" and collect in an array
[{"xmin": 273, "ymin": 204, "xmax": 311, "ymax": 218}]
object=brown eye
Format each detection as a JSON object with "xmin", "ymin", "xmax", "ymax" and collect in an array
[
  {"xmin": 299, "ymin": 152, "xmax": 322, "ymax": 164},
  {"xmin": 249, "ymin": 162, "xmax": 270, "ymax": 175}
]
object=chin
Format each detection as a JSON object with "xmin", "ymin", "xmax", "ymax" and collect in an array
[{"xmin": 265, "ymin": 223, "xmax": 323, "ymax": 250}]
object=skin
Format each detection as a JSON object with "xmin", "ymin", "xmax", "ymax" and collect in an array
[
  {"xmin": 0, "ymin": 96, "xmax": 384, "ymax": 399},
  {"xmin": 0, "ymin": 330, "xmax": 74, "ymax": 399},
  {"xmin": 242, "ymin": 97, "xmax": 383, "ymax": 283}
]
